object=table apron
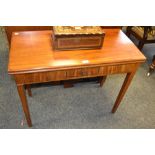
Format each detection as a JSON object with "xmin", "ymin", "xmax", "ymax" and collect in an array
[{"xmin": 14, "ymin": 63, "xmax": 139, "ymax": 85}]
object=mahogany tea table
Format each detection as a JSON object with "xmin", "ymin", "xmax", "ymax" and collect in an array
[{"xmin": 8, "ymin": 29, "xmax": 146, "ymax": 127}]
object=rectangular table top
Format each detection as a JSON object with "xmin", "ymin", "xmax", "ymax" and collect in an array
[{"xmin": 8, "ymin": 29, "xmax": 146, "ymax": 74}]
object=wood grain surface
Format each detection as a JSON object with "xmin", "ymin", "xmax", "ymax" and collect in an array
[{"xmin": 8, "ymin": 29, "xmax": 146, "ymax": 74}]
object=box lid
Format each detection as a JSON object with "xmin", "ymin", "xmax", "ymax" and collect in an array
[{"xmin": 53, "ymin": 26, "xmax": 104, "ymax": 35}]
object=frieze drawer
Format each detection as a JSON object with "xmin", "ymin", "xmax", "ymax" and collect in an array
[{"xmin": 66, "ymin": 67, "xmax": 100, "ymax": 78}]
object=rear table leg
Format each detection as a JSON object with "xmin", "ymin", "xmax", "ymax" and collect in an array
[
  {"xmin": 25, "ymin": 84, "xmax": 32, "ymax": 97},
  {"xmin": 98, "ymin": 76, "xmax": 107, "ymax": 87}
]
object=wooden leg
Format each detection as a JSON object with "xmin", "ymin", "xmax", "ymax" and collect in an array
[
  {"xmin": 25, "ymin": 84, "xmax": 32, "ymax": 97},
  {"xmin": 63, "ymin": 80, "xmax": 74, "ymax": 88},
  {"xmin": 126, "ymin": 26, "xmax": 132, "ymax": 37},
  {"xmin": 98, "ymin": 76, "xmax": 107, "ymax": 87},
  {"xmin": 17, "ymin": 85, "xmax": 32, "ymax": 127},
  {"xmin": 112, "ymin": 72, "xmax": 136, "ymax": 113},
  {"xmin": 138, "ymin": 41, "xmax": 144, "ymax": 50}
]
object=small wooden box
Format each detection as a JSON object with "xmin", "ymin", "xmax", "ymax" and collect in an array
[{"xmin": 52, "ymin": 26, "xmax": 105, "ymax": 51}]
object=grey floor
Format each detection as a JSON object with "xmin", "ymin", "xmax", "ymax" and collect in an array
[{"xmin": 0, "ymin": 27, "xmax": 155, "ymax": 129}]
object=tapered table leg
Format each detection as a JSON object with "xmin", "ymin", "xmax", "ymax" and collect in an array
[
  {"xmin": 98, "ymin": 76, "xmax": 107, "ymax": 87},
  {"xmin": 17, "ymin": 85, "xmax": 32, "ymax": 127},
  {"xmin": 112, "ymin": 72, "xmax": 136, "ymax": 113},
  {"xmin": 25, "ymin": 84, "xmax": 32, "ymax": 97}
]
